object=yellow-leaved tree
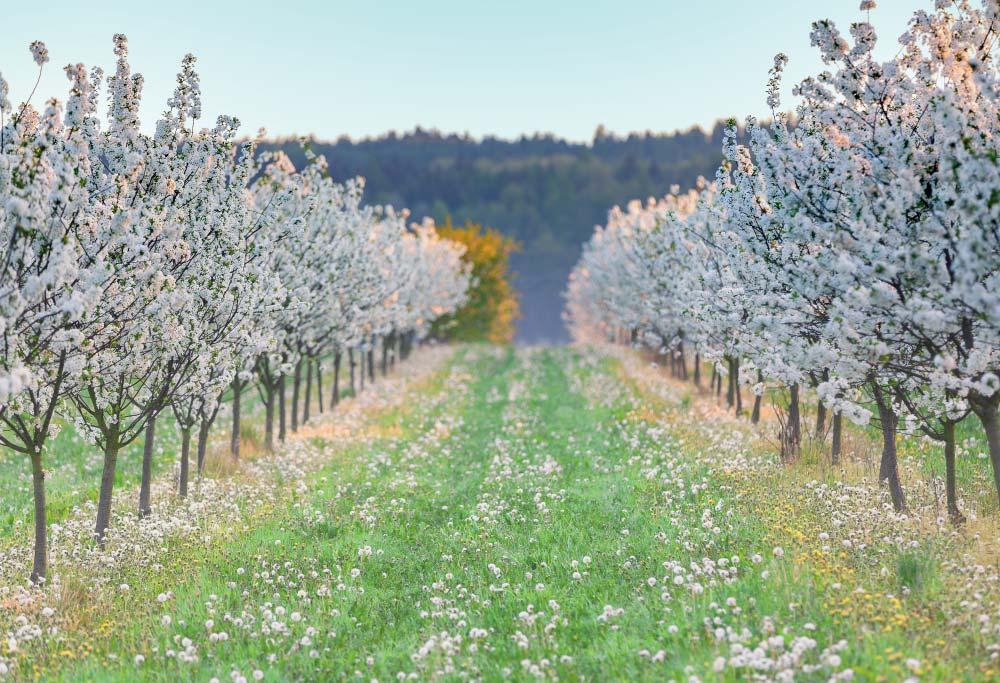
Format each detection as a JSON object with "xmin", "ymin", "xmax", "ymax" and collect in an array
[{"xmin": 431, "ymin": 218, "xmax": 520, "ymax": 344}]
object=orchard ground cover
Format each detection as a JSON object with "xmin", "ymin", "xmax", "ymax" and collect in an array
[
  {"xmin": 2, "ymin": 344, "xmax": 998, "ymax": 681},
  {"xmin": 0, "ymin": 395, "xmax": 268, "ymax": 544}
]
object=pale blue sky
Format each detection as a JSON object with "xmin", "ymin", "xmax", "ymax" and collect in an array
[{"xmin": 3, "ymin": 0, "xmax": 916, "ymax": 142}]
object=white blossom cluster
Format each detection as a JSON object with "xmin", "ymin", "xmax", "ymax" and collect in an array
[
  {"xmin": 0, "ymin": 36, "xmax": 470, "ymax": 583},
  {"xmin": 566, "ymin": 0, "xmax": 1000, "ymax": 516}
]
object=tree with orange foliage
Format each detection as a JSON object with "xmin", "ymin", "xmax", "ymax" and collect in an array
[{"xmin": 431, "ymin": 218, "xmax": 520, "ymax": 344}]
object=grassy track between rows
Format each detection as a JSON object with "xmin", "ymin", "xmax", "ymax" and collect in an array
[{"xmin": 9, "ymin": 345, "xmax": 997, "ymax": 681}]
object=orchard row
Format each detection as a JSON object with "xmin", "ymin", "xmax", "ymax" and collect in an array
[
  {"xmin": 567, "ymin": 0, "xmax": 1000, "ymax": 518},
  {"xmin": 0, "ymin": 36, "xmax": 471, "ymax": 582}
]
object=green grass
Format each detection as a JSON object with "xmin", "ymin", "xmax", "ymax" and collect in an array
[
  {"xmin": 0, "ymin": 415, "xmax": 182, "ymax": 538},
  {"xmin": 0, "ymin": 366, "xmax": 363, "ymax": 541},
  {"xmin": 689, "ymin": 355, "xmax": 996, "ymax": 508},
  {"xmin": 7, "ymin": 346, "xmax": 996, "ymax": 681}
]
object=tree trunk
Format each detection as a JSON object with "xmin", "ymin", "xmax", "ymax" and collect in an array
[
  {"xmin": 368, "ymin": 337, "xmax": 376, "ymax": 382},
  {"xmin": 30, "ymin": 451, "xmax": 47, "ymax": 584},
  {"xmin": 814, "ymin": 370, "xmax": 829, "ymax": 438},
  {"xmin": 381, "ymin": 336, "xmax": 389, "ymax": 376},
  {"xmin": 970, "ymin": 399, "xmax": 1000, "ymax": 509},
  {"xmin": 873, "ymin": 384, "xmax": 906, "ymax": 512},
  {"xmin": 264, "ymin": 384, "xmax": 275, "ymax": 452},
  {"xmin": 349, "ymin": 348, "xmax": 356, "ymax": 395},
  {"xmin": 815, "ymin": 402, "xmax": 827, "ymax": 439},
  {"xmin": 332, "ymin": 352, "xmax": 341, "ymax": 406},
  {"xmin": 94, "ymin": 429, "xmax": 121, "ymax": 545},
  {"xmin": 360, "ymin": 350, "xmax": 366, "ymax": 392},
  {"xmin": 788, "ymin": 384, "xmax": 801, "ymax": 454},
  {"xmin": 196, "ymin": 418, "xmax": 210, "ymax": 476},
  {"xmin": 693, "ymin": 352, "xmax": 701, "ymax": 388},
  {"xmin": 231, "ymin": 378, "xmax": 242, "ymax": 460},
  {"xmin": 139, "ymin": 414, "xmax": 156, "ymax": 518},
  {"xmin": 316, "ymin": 360, "xmax": 324, "ymax": 414},
  {"xmin": 726, "ymin": 358, "xmax": 735, "ymax": 408},
  {"xmin": 291, "ymin": 359, "xmax": 302, "ymax": 433},
  {"xmin": 751, "ymin": 371, "xmax": 763, "ymax": 424},
  {"xmin": 304, "ymin": 358, "xmax": 313, "ymax": 424},
  {"xmin": 831, "ymin": 412, "xmax": 842, "ymax": 465},
  {"xmin": 678, "ymin": 343, "xmax": 688, "ymax": 381},
  {"xmin": 178, "ymin": 427, "xmax": 191, "ymax": 498},
  {"xmin": 278, "ymin": 375, "xmax": 287, "ymax": 443},
  {"xmin": 942, "ymin": 419, "xmax": 964, "ymax": 523},
  {"xmin": 733, "ymin": 358, "xmax": 742, "ymax": 416}
]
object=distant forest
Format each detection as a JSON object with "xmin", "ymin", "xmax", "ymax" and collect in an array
[{"xmin": 261, "ymin": 123, "xmax": 729, "ymax": 342}]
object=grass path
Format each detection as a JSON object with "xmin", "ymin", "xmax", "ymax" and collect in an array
[{"xmin": 7, "ymin": 346, "xmax": 998, "ymax": 681}]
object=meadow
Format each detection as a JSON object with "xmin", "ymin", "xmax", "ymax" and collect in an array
[{"xmin": 2, "ymin": 344, "xmax": 996, "ymax": 681}]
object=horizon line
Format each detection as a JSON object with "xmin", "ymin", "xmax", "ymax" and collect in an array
[{"xmin": 243, "ymin": 117, "xmax": 763, "ymax": 148}]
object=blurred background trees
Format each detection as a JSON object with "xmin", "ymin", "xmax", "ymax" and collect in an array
[{"xmin": 260, "ymin": 123, "xmax": 726, "ymax": 341}]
